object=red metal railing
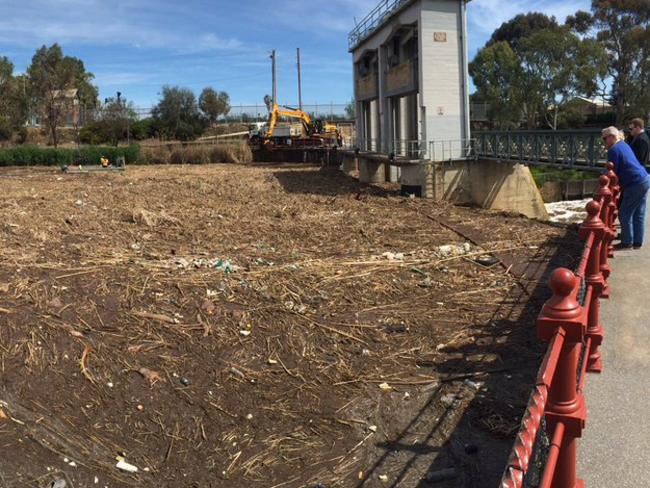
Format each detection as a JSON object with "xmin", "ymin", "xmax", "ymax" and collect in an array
[{"xmin": 501, "ymin": 162, "xmax": 620, "ymax": 488}]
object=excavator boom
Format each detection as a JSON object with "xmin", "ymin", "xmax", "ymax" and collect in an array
[
  {"xmin": 267, "ymin": 104, "xmax": 313, "ymax": 138},
  {"xmin": 255, "ymin": 102, "xmax": 341, "ymax": 150}
]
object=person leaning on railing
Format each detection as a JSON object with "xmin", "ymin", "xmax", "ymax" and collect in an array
[{"xmin": 602, "ymin": 126, "xmax": 650, "ymax": 249}]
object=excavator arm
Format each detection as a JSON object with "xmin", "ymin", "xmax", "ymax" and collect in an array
[{"xmin": 266, "ymin": 104, "xmax": 313, "ymax": 138}]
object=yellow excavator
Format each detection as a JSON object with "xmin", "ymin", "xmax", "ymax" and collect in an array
[
  {"xmin": 250, "ymin": 97, "xmax": 341, "ymax": 149},
  {"xmin": 266, "ymin": 104, "xmax": 338, "ymax": 139}
]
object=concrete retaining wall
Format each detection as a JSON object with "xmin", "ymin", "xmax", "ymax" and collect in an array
[
  {"xmin": 462, "ymin": 160, "xmax": 548, "ymax": 219},
  {"xmin": 353, "ymin": 154, "xmax": 548, "ymax": 219},
  {"xmin": 540, "ymin": 179, "xmax": 600, "ymax": 203}
]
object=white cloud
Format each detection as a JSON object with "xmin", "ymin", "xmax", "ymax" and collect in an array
[
  {"xmin": 97, "ymin": 72, "xmax": 150, "ymax": 87},
  {"xmin": 0, "ymin": 0, "xmax": 244, "ymax": 54},
  {"xmin": 264, "ymin": 0, "xmax": 379, "ymax": 34}
]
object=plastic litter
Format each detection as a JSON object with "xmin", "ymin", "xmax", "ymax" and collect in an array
[{"xmin": 116, "ymin": 458, "xmax": 138, "ymax": 473}]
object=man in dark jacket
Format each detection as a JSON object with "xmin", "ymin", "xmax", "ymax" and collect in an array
[{"xmin": 629, "ymin": 118, "xmax": 650, "ymax": 166}]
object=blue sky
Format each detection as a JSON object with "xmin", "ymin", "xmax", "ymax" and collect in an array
[{"xmin": 0, "ymin": 0, "xmax": 590, "ymax": 108}]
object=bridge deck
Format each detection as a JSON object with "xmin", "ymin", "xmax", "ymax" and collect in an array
[{"xmin": 580, "ymin": 214, "xmax": 650, "ymax": 485}]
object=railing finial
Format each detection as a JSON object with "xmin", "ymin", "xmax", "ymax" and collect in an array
[
  {"xmin": 585, "ymin": 200, "xmax": 601, "ymax": 221},
  {"xmin": 547, "ymin": 268, "xmax": 579, "ymax": 311}
]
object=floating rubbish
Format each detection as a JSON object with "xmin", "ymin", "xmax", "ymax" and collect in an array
[
  {"xmin": 378, "ymin": 382, "xmax": 392, "ymax": 391},
  {"xmin": 138, "ymin": 367, "xmax": 164, "ymax": 385},
  {"xmin": 381, "ymin": 251, "xmax": 404, "ymax": 261},
  {"xmin": 172, "ymin": 257, "xmax": 241, "ymax": 273},
  {"xmin": 116, "ymin": 457, "xmax": 138, "ymax": 473},
  {"xmin": 437, "ymin": 243, "xmax": 471, "ymax": 257},
  {"xmin": 473, "ymin": 255, "xmax": 500, "ymax": 267},
  {"xmin": 180, "ymin": 377, "xmax": 191, "ymax": 387},
  {"xmin": 464, "ymin": 379, "xmax": 482, "ymax": 391},
  {"xmin": 440, "ymin": 393, "xmax": 458, "ymax": 407},
  {"xmin": 47, "ymin": 480, "xmax": 66, "ymax": 488},
  {"xmin": 410, "ymin": 267, "xmax": 428, "ymax": 277},
  {"xmin": 239, "ymin": 330, "xmax": 251, "ymax": 337},
  {"xmin": 230, "ymin": 367, "xmax": 245, "ymax": 379},
  {"xmin": 214, "ymin": 259, "xmax": 238, "ymax": 273}
]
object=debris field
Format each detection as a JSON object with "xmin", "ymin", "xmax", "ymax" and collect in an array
[{"xmin": 0, "ymin": 164, "xmax": 581, "ymax": 487}]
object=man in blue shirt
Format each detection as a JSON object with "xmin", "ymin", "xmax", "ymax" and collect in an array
[{"xmin": 603, "ymin": 126, "xmax": 650, "ymax": 249}]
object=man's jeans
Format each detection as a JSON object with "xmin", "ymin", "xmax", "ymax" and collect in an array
[{"xmin": 619, "ymin": 175, "xmax": 650, "ymax": 246}]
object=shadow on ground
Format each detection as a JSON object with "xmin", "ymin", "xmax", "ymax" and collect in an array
[
  {"xmin": 272, "ymin": 166, "xmax": 400, "ymax": 198},
  {"xmin": 268, "ymin": 164, "xmax": 582, "ymax": 486},
  {"xmin": 354, "ymin": 229, "xmax": 581, "ymax": 488}
]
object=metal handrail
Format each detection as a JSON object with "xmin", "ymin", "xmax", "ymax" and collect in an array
[
  {"xmin": 501, "ymin": 165, "xmax": 620, "ymax": 488},
  {"xmin": 348, "ymin": 0, "xmax": 410, "ymax": 49}
]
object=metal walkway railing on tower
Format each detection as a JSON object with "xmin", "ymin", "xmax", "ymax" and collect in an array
[{"xmin": 348, "ymin": 0, "xmax": 411, "ymax": 50}]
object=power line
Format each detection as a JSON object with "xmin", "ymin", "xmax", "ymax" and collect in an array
[{"xmin": 99, "ymin": 70, "xmax": 270, "ymax": 89}]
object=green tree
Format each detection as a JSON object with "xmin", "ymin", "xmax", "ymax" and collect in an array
[
  {"xmin": 27, "ymin": 44, "xmax": 98, "ymax": 147},
  {"xmin": 152, "ymin": 86, "xmax": 205, "ymax": 140},
  {"xmin": 469, "ymin": 42, "xmax": 525, "ymax": 129},
  {"xmin": 130, "ymin": 118, "xmax": 155, "ymax": 141},
  {"xmin": 519, "ymin": 28, "xmax": 608, "ymax": 129},
  {"xmin": 0, "ymin": 57, "xmax": 28, "ymax": 141},
  {"xmin": 344, "ymin": 100, "xmax": 356, "ymax": 119},
  {"xmin": 487, "ymin": 12, "xmax": 559, "ymax": 53},
  {"xmin": 100, "ymin": 96, "xmax": 138, "ymax": 145},
  {"xmin": 578, "ymin": 1, "xmax": 650, "ymax": 124},
  {"xmin": 198, "ymin": 87, "xmax": 230, "ymax": 125},
  {"xmin": 565, "ymin": 10, "xmax": 594, "ymax": 34}
]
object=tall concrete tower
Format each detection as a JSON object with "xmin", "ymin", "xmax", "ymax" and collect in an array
[{"xmin": 349, "ymin": 0, "xmax": 471, "ymax": 160}]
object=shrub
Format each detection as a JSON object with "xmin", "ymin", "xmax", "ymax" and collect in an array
[
  {"xmin": 208, "ymin": 142, "xmax": 253, "ymax": 164},
  {"xmin": 184, "ymin": 146, "xmax": 210, "ymax": 164},
  {"xmin": 0, "ymin": 119, "xmax": 13, "ymax": 142},
  {"xmin": 130, "ymin": 119, "xmax": 154, "ymax": 141},
  {"xmin": 169, "ymin": 148, "xmax": 185, "ymax": 164},
  {"xmin": 0, "ymin": 145, "xmax": 140, "ymax": 166},
  {"xmin": 140, "ymin": 145, "xmax": 171, "ymax": 164}
]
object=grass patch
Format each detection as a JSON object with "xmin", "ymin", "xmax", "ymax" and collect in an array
[{"xmin": 530, "ymin": 166, "xmax": 597, "ymax": 187}]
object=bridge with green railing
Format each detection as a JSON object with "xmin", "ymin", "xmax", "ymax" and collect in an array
[{"xmin": 473, "ymin": 130, "xmax": 609, "ymax": 170}]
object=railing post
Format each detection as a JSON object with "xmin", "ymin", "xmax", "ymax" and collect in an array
[
  {"xmin": 579, "ymin": 201, "xmax": 606, "ymax": 373},
  {"xmin": 594, "ymin": 175, "xmax": 613, "ymax": 297},
  {"xmin": 537, "ymin": 269, "xmax": 587, "ymax": 488},
  {"xmin": 606, "ymin": 163, "xmax": 620, "ymax": 260}
]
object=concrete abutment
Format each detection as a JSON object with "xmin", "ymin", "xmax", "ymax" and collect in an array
[{"xmin": 352, "ymin": 154, "xmax": 548, "ymax": 220}]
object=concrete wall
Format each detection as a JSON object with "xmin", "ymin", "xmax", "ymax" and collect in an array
[
  {"xmin": 437, "ymin": 159, "xmax": 548, "ymax": 219},
  {"xmin": 419, "ymin": 0, "xmax": 469, "ymax": 156},
  {"xmin": 398, "ymin": 158, "xmax": 548, "ymax": 219},
  {"xmin": 351, "ymin": 0, "xmax": 468, "ymax": 158}
]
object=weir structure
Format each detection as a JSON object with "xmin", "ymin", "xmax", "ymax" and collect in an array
[
  {"xmin": 349, "ymin": 0, "xmax": 471, "ymax": 161},
  {"xmin": 346, "ymin": 0, "xmax": 552, "ymax": 220}
]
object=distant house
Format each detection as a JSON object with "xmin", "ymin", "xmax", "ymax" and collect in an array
[
  {"xmin": 567, "ymin": 96, "xmax": 612, "ymax": 116},
  {"xmin": 27, "ymin": 88, "xmax": 88, "ymax": 128}
]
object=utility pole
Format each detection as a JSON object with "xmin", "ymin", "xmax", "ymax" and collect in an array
[
  {"xmin": 270, "ymin": 49, "xmax": 277, "ymax": 107},
  {"xmin": 117, "ymin": 91, "xmax": 130, "ymax": 145},
  {"xmin": 297, "ymin": 48, "xmax": 303, "ymax": 111}
]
